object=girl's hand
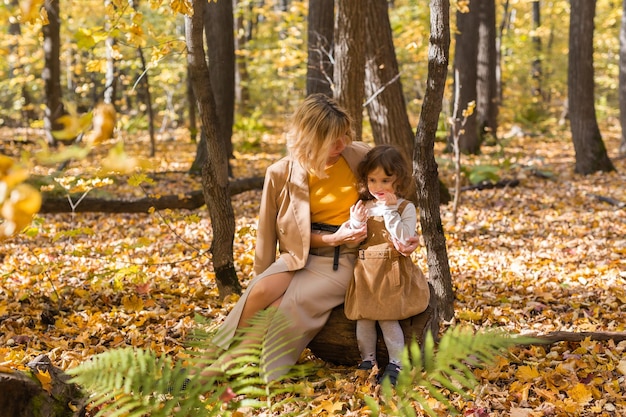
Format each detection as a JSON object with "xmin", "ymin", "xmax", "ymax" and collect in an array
[
  {"xmin": 381, "ymin": 192, "xmax": 398, "ymax": 206},
  {"xmin": 392, "ymin": 235, "xmax": 419, "ymax": 256},
  {"xmin": 350, "ymin": 200, "xmax": 368, "ymax": 223}
]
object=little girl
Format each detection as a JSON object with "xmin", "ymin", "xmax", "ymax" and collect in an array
[{"xmin": 345, "ymin": 144, "xmax": 430, "ymax": 386}]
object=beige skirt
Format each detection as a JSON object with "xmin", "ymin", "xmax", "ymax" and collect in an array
[{"xmin": 213, "ymin": 253, "xmax": 356, "ymax": 380}]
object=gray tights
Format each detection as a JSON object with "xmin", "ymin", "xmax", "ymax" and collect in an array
[{"xmin": 356, "ymin": 319, "xmax": 404, "ymax": 366}]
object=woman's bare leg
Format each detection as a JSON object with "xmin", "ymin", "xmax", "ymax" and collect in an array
[
  {"xmin": 199, "ymin": 272, "xmax": 294, "ymax": 378},
  {"xmin": 237, "ymin": 271, "xmax": 294, "ymax": 326}
]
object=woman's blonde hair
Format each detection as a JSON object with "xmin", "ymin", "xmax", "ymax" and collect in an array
[{"xmin": 286, "ymin": 94, "xmax": 354, "ymax": 178}]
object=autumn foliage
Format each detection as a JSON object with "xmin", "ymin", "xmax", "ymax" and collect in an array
[{"xmin": 0, "ymin": 124, "xmax": 624, "ymax": 415}]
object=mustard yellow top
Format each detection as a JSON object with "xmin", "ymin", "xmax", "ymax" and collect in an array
[{"xmin": 308, "ymin": 156, "xmax": 359, "ymax": 225}]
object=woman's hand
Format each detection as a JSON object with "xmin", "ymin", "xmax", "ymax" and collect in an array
[
  {"xmin": 392, "ymin": 235, "xmax": 419, "ymax": 256},
  {"xmin": 335, "ymin": 220, "xmax": 367, "ymax": 246},
  {"xmin": 310, "ymin": 220, "xmax": 367, "ymax": 248}
]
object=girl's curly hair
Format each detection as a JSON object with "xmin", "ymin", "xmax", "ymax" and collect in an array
[{"xmin": 357, "ymin": 144, "xmax": 412, "ymax": 199}]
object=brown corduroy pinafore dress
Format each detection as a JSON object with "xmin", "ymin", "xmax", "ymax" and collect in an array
[{"xmin": 344, "ymin": 201, "xmax": 430, "ymax": 321}]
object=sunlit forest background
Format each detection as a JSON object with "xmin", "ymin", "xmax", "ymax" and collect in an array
[
  {"xmin": 0, "ymin": 1, "xmax": 625, "ymax": 416},
  {"xmin": 0, "ymin": 0, "xmax": 622, "ymax": 139}
]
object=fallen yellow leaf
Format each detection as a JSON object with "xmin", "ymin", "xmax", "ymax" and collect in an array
[{"xmin": 34, "ymin": 369, "xmax": 53, "ymax": 394}]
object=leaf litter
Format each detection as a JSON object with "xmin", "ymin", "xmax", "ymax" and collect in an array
[{"xmin": 0, "ymin": 127, "xmax": 624, "ymax": 416}]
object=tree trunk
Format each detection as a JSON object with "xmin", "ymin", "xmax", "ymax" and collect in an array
[
  {"xmin": 363, "ymin": 0, "xmax": 413, "ymax": 157},
  {"xmin": 568, "ymin": 0, "xmax": 615, "ymax": 174},
  {"xmin": 137, "ymin": 48, "xmax": 156, "ymax": 156},
  {"xmin": 0, "ymin": 355, "xmax": 85, "ymax": 417},
  {"xmin": 186, "ymin": 0, "xmax": 241, "ymax": 298},
  {"xmin": 306, "ymin": 0, "xmax": 334, "ymax": 96},
  {"xmin": 363, "ymin": 0, "xmax": 426, "ymax": 204},
  {"xmin": 309, "ymin": 284, "xmax": 439, "ymax": 366},
  {"xmin": 104, "ymin": 0, "xmax": 116, "ymax": 107},
  {"xmin": 234, "ymin": 0, "xmax": 252, "ymax": 116},
  {"xmin": 496, "ymin": 0, "xmax": 511, "ymax": 105},
  {"xmin": 205, "ymin": 0, "xmax": 235, "ymax": 160},
  {"xmin": 8, "ymin": 0, "xmax": 36, "ymax": 125},
  {"xmin": 531, "ymin": 0, "xmax": 543, "ymax": 99},
  {"xmin": 334, "ymin": 0, "xmax": 366, "ymax": 140},
  {"xmin": 187, "ymin": 65, "xmax": 198, "ymax": 142},
  {"xmin": 413, "ymin": 0, "xmax": 455, "ymax": 321},
  {"xmin": 476, "ymin": 0, "xmax": 499, "ymax": 143},
  {"xmin": 521, "ymin": 331, "xmax": 626, "ymax": 345},
  {"xmin": 42, "ymin": 0, "xmax": 64, "ymax": 145},
  {"xmin": 619, "ymin": 0, "xmax": 626, "ymax": 156},
  {"xmin": 130, "ymin": 0, "xmax": 155, "ymax": 157},
  {"xmin": 191, "ymin": 0, "xmax": 236, "ymax": 175},
  {"xmin": 450, "ymin": 2, "xmax": 480, "ymax": 154}
]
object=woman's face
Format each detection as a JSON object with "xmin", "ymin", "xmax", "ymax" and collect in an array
[{"xmin": 325, "ymin": 135, "xmax": 348, "ymax": 166}]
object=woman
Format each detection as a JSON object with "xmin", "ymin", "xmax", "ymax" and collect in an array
[{"xmin": 212, "ymin": 94, "xmax": 417, "ymax": 380}]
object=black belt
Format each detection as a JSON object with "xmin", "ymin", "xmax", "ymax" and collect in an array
[{"xmin": 311, "ymin": 222, "xmax": 340, "ymax": 270}]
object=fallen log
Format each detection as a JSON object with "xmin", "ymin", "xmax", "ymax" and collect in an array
[
  {"xmin": 39, "ymin": 176, "xmax": 264, "ymax": 213},
  {"xmin": 308, "ymin": 284, "xmax": 439, "ymax": 366},
  {"xmin": 518, "ymin": 331, "xmax": 626, "ymax": 345},
  {"xmin": 0, "ymin": 354, "xmax": 85, "ymax": 417},
  {"xmin": 588, "ymin": 193, "xmax": 625, "ymax": 209},
  {"xmin": 461, "ymin": 178, "xmax": 520, "ymax": 191}
]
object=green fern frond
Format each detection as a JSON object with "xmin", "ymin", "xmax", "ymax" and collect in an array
[
  {"xmin": 219, "ymin": 307, "xmax": 314, "ymax": 415},
  {"xmin": 371, "ymin": 326, "xmax": 541, "ymax": 417},
  {"xmin": 67, "ymin": 307, "xmax": 314, "ymax": 417},
  {"xmin": 66, "ymin": 347, "xmax": 198, "ymax": 417}
]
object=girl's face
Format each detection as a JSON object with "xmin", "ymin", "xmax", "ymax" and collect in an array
[
  {"xmin": 325, "ymin": 135, "xmax": 348, "ymax": 166},
  {"xmin": 366, "ymin": 167, "xmax": 397, "ymax": 201}
]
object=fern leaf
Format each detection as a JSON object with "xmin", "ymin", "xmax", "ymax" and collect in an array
[
  {"xmin": 368, "ymin": 326, "xmax": 540, "ymax": 417},
  {"xmin": 421, "ymin": 331, "xmax": 436, "ymax": 373},
  {"xmin": 364, "ymin": 396, "xmax": 381, "ymax": 417},
  {"xmin": 68, "ymin": 308, "xmax": 315, "ymax": 417}
]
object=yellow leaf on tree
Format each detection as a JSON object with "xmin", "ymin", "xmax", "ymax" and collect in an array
[
  {"xmin": 53, "ymin": 112, "xmax": 92, "ymax": 141},
  {"xmin": 100, "ymin": 142, "xmax": 152, "ymax": 175},
  {"xmin": 11, "ymin": 184, "xmax": 42, "ymax": 216},
  {"xmin": 83, "ymin": 103, "xmax": 116, "ymax": 145},
  {"xmin": 21, "ymin": 0, "xmax": 45, "ymax": 23},
  {"xmin": 170, "ymin": 0, "xmax": 192, "ymax": 15}
]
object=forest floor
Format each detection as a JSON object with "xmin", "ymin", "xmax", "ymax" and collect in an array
[{"xmin": 0, "ymin": 124, "xmax": 625, "ymax": 416}]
